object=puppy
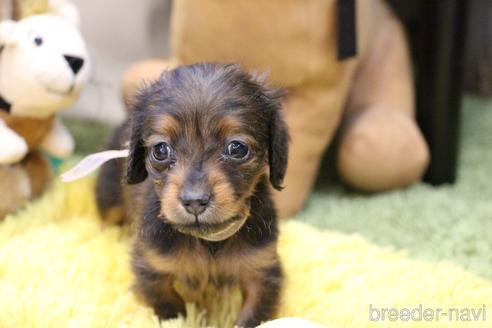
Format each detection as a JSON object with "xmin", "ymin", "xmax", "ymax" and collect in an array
[{"xmin": 96, "ymin": 63, "xmax": 289, "ymax": 327}]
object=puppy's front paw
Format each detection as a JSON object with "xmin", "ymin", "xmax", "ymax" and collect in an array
[
  {"xmin": 237, "ymin": 263, "xmax": 283, "ymax": 328},
  {"xmin": 132, "ymin": 255, "xmax": 186, "ymax": 322},
  {"xmin": 153, "ymin": 301, "xmax": 185, "ymax": 321}
]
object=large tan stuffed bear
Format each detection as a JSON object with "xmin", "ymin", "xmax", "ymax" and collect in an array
[{"xmin": 122, "ymin": 0, "xmax": 430, "ymax": 218}]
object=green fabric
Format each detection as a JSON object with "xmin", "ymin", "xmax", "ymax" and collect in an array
[
  {"xmin": 65, "ymin": 96, "xmax": 492, "ymax": 280},
  {"xmin": 64, "ymin": 117, "xmax": 112, "ymax": 156}
]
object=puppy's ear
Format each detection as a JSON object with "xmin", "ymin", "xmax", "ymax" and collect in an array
[
  {"xmin": 265, "ymin": 88, "xmax": 289, "ymax": 191},
  {"xmin": 250, "ymin": 71, "xmax": 289, "ymax": 190},
  {"xmin": 126, "ymin": 98, "xmax": 148, "ymax": 184}
]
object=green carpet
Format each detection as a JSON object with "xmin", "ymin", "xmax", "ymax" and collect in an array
[{"xmin": 65, "ymin": 96, "xmax": 492, "ymax": 281}]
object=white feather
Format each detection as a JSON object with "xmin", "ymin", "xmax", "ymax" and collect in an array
[{"xmin": 60, "ymin": 149, "xmax": 129, "ymax": 182}]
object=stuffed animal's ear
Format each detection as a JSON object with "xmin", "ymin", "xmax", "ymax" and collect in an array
[
  {"xmin": 48, "ymin": 0, "xmax": 80, "ymax": 27},
  {"xmin": 0, "ymin": 21, "xmax": 19, "ymax": 46},
  {"xmin": 265, "ymin": 88, "xmax": 289, "ymax": 191}
]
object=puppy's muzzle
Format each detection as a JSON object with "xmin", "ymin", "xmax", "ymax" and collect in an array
[
  {"xmin": 180, "ymin": 185, "xmax": 211, "ymax": 216},
  {"xmin": 179, "ymin": 167, "xmax": 213, "ymax": 216}
]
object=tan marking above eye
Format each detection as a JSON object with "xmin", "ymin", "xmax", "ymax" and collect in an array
[
  {"xmin": 150, "ymin": 114, "xmax": 180, "ymax": 141},
  {"xmin": 213, "ymin": 116, "xmax": 263, "ymax": 150},
  {"xmin": 215, "ymin": 116, "xmax": 244, "ymax": 139},
  {"xmin": 144, "ymin": 135, "xmax": 170, "ymax": 148},
  {"xmin": 225, "ymin": 135, "xmax": 257, "ymax": 148}
]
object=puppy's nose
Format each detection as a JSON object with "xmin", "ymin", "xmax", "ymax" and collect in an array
[
  {"xmin": 180, "ymin": 190, "xmax": 211, "ymax": 216},
  {"xmin": 63, "ymin": 55, "xmax": 84, "ymax": 75}
]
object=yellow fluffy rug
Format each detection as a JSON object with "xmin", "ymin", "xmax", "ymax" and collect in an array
[{"xmin": 0, "ymin": 177, "xmax": 491, "ymax": 327}]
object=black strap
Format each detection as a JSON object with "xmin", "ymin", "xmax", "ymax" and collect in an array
[
  {"xmin": 337, "ymin": 0, "xmax": 357, "ymax": 60},
  {"xmin": 0, "ymin": 94, "xmax": 11, "ymax": 113}
]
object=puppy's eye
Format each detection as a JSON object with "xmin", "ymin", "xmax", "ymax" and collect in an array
[
  {"xmin": 225, "ymin": 141, "xmax": 249, "ymax": 160},
  {"xmin": 152, "ymin": 142, "xmax": 172, "ymax": 162}
]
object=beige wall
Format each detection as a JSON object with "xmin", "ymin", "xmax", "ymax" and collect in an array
[{"xmin": 63, "ymin": 0, "xmax": 171, "ymax": 124}]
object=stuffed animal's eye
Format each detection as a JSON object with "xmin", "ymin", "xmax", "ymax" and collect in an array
[
  {"xmin": 152, "ymin": 142, "xmax": 172, "ymax": 162},
  {"xmin": 32, "ymin": 35, "xmax": 43, "ymax": 46},
  {"xmin": 225, "ymin": 141, "xmax": 249, "ymax": 160}
]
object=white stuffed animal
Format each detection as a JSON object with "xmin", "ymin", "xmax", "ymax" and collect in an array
[
  {"xmin": 0, "ymin": 2, "xmax": 89, "ymax": 219},
  {"xmin": 0, "ymin": 12, "xmax": 89, "ymax": 164}
]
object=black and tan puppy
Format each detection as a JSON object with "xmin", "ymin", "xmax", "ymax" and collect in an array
[{"xmin": 96, "ymin": 63, "xmax": 289, "ymax": 327}]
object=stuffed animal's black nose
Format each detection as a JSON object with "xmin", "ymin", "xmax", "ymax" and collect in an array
[
  {"xmin": 64, "ymin": 55, "xmax": 84, "ymax": 75},
  {"xmin": 180, "ymin": 190, "xmax": 211, "ymax": 216}
]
